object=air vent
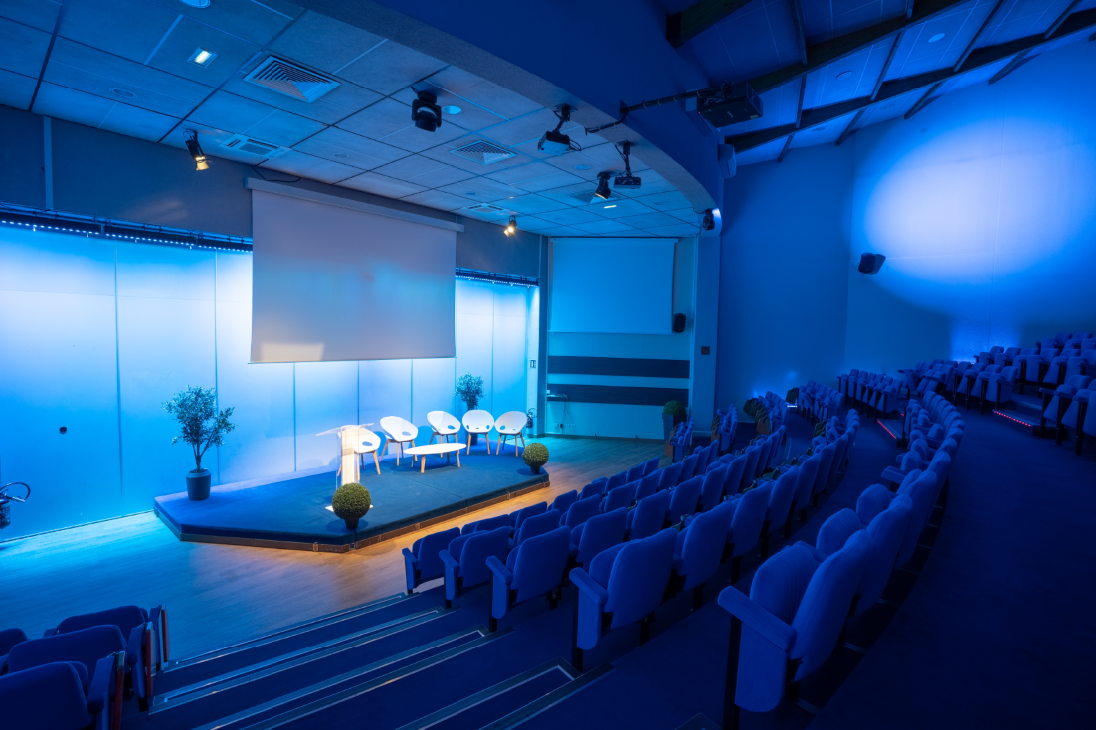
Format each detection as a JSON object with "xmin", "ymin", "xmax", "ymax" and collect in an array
[
  {"xmin": 463, "ymin": 203, "xmax": 507, "ymax": 216},
  {"xmin": 219, "ymin": 134, "xmax": 287, "ymax": 159},
  {"xmin": 243, "ymin": 57, "xmax": 340, "ymax": 103},
  {"xmin": 450, "ymin": 141, "xmax": 516, "ymax": 165}
]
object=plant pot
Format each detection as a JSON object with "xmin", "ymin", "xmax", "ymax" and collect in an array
[
  {"xmin": 662, "ymin": 413, "xmax": 673, "ymax": 441},
  {"xmin": 529, "ymin": 463, "xmax": 543, "ymax": 474},
  {"xmin": 341, "ymin": 505, "xmax": 370, "ymax": 531},
  {"xmin": 186, "ymin": 469, "xmax": 211, "ymax": 501}
]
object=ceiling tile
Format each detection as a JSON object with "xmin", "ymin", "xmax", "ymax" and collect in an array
[
  {"xmin": 175, "ymin": 0, "xmax": 299, "ymax": 46},
  {"xmin": 499, "ymin": 194, "xmax": 570, "ymax": 215},
  {"xmin": 335, "ymin": 97, "xmax": 410, "ymax": 139},
  {"xmin": 534, "ymin": 208, "xmax": 605, "ymax": 226},
  {"xmin": 537, "ymin": 181, "xmax": 605, "ymax": 207},
  {"xmin": 0, "ymin": 0, "xmax": 62, "ymax": 32},
  {"xmin": 419, "ymin": 66, "xmax": 541, "ymax": 119},
  {"xmin": 533, "ymin": 225, "xmax": 587, "ymax": 238},
  {"xmin": 269, "ymin": 11, "xmax": 385, "ymax": 76},
  {"xmin": 0, "ymin": 16, "xmax": 53, "ymax": 79},
  {"xmin": 511, "ymin": 170, "xmax": 586, "ymax": 193},
  {"xmin": 372, "ymin": 155, "xmax": 474, "ymax": 186},
  {"xmin": 476, "ymin": 108, "xmax": 560, "ymax": 147},
  {"xmin": 340, "ymin": 171, "xmax": 427, "ymax": 198},
  {"xmin": 220, "ymin": 75, "xmax": 383, "ymax": 125},
  {"xmin": 539, "ymin": 151, "xmax": 603, "ymax": 180},
  {"xmin": 391, "ymin": 85, "xmax": 507, "ymax": 132},
  {"xmin": 292, "ymin": 126, "xmax": 407, "ymax": 169},
  {"xmin": 664, "ymin": 207, "xmax": 701, "ymax": 224},
  {"xmin": 585, "ymin": 198, "xmax": 654, "ymax": 219},
  {"xmin": 634, "ymin": 191, "xmax": 693, "ymax": 211},
  {"xmin": 258, "ymin": 150, "xmax": 359, "ymax": 184},
  {"xmin": 32, "ymin": 82, "xmax": 118, "ymax": 129},
  {"xmin": 189, "ymin": 90, "xmax": 278, "ymax": 134},
  {"xmin": 400, "ymin": 189, "xmax": 475, "ymax": 212},
  {"xmin": 483, "ymin": 161, "xmax": 562, "ymax": 185},
  {"xmin": 613, "ymin": 211, "xmax": 684, "ymax": 228},
  {"xmin": 578, "ymin": 142, "xmax": 651, "ymax": 173},
  {"xmin": 338, "ymin": 41, "xmax": 448, "ymax": 95},
  {"xmin": 438, "ymin": 177, "xmax": 523, "ymax": 204},
  {"xmin": 571, "ymin": 219, "xmax": 639, "ymax": 234},
  {"xmin": 145, "ymin": 16, "xmax": 261, "ymax": 89},
  {"xmin": 244, "ymin": 109, "xmax": 325, "ymax": 147},
  {"xmin": 0, "ymin": 68, "xmax": 36, "ymax": 110},
  {"xmin": 511, "ymin": 216, "xmax": 554, "ymax": 231},
  {"xmin": 59, "ymin": 0, "xmax": 178, "ymax": 65},
  {"xmin": 381, "ymin": 121, "xmax": 469, "ymax": 153}
]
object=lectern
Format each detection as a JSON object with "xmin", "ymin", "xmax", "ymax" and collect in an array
[{"xmin": 317, "ymin": 424, "xmax": 374, "ymax": 486}]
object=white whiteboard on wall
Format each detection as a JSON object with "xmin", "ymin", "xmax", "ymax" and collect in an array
[
  {"xmin": 251, "ymin": 189, "xmax": 457, "ymax": 363},
  {"xmin": 550, "ymin": 238, "xmax": 675, "ymax": 334}
]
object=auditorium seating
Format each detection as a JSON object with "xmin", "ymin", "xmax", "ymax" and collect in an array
[
  {"xmin": 625, "ymin": 490, "xmax": 671, "ymax": 541},
  {"xmin": 440, "ymin": 526, "xmax": 510, "ymax": 609},
  {"xmin": 0, "ymin": 658, "xmax": 120, "ymax": 730},
  {"xmin": 670, "ymin": 500, "xmax": 736, "ymax": 609},
  {"xmin": 511, "ymin": 509, "xmax": 561, "ymax": 547},
  {"xmin": 568, "ymin": 508, "xmax": 627, "ymax": 570},
  {"xmin": 487, "ymin": 526, "xmax": 570, "ymax": 632}
]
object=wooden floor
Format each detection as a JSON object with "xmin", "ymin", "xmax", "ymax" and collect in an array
[{"xmin": 0, "ymin": 436, "xmax": 663, "ymax": 659}]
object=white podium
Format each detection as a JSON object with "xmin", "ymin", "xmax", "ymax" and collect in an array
[{"xmin": 317, "ymin": 424, "xmax": 374, "ymax": 486}]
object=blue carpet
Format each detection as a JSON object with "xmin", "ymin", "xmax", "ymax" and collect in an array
[{"xmin": 155, "ymin": 442, "xmax": 547, "ymax": 547}]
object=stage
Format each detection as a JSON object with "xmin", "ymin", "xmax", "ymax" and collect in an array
[{"xmin": 154, "ymin": 442, "xmax": 549, "ymax": 553}]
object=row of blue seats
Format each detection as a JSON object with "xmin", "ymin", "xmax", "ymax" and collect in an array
[
  {"xmin": 670, "ymin": 417, "xmax": 696, "ymax": 461},
  {"xmin": 837, "ymin": 370, "xmax": 904, "ymax": 417},
  {"xmin": 0, "ymin": 603, "xmax": 169, "ymax": 730},
  {"xmin": 799, "ymin": 381, "xmax": 845, "ymax": 424},
  {"xmin": 714, "ymin": 404, "xmax": 739, "ymax": 452},
  {"xmin": 757, "ymin": 392, "xmax": 789, "ymax": 434},
  {"xmin": 718, "ymin": 399, "xmax": 954, "ymax": 728}
]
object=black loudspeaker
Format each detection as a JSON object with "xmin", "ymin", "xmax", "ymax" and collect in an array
[
  {"xmin": 858, "ymin": 253, "xmax": 886, "ymax": 275},
  {"xmin": 672, "ymin": 313, "xmax": 686, "ymax": 333}
]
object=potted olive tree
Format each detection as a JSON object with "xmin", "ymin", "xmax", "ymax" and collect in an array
[
  {"xmin": 164, "ymin": 386, "xmax": 236, "ymax": 500},
  {"xmin": 454, "ymin": 372, "xmax": 485, "ymax": 444}
]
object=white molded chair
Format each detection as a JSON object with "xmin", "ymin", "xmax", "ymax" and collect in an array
[
  {"xmin": 427, "ymin": 411, "xmax": 461, "ymax": 445},
  {"xmin": 462, "ymin": 410, "xmax": 495, "ymax": 451},
  {"xmin": 354, "ymin": 427, "xmax": 382, "ymax": 475},
  {"xmin": 493, "ymin": 411, "xmax": 527, "ymax": 455},
  {"xmin": 380, "ymin": 416, "xmax": 419, "ymax": 465}
]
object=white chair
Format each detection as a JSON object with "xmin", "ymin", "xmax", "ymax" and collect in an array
[
  {"xmin": 354, "ymin": 427, "xmax": 382, "ymax": 475},
  {"xmin": 493, "ymin": 411, "xmax": 527, "ymax": 455},
  {"xmin": 461, "ymin": 410, "xmax": 495, "ymax": 451},
  {"xmin": 380, "ymin": 416, "xmax": 419, "ymax": 465},
  {"xmin": 427, "ymin": 411, "xmax": 461, "ymax": 445}
]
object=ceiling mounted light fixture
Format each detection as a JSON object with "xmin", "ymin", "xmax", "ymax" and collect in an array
[
  {"xmin": 110, "ymin": 88, "xmax": 136, "ymax": 98},
  {"xmin": 442, "ymin": 105, "xmax": 461, "ymax": 115},
  {"xmin": 188, "ymin": 47, "xmax": 218, "ymax": 67},
  {"xmin": 613, "ymin": 141, "xmax": 641, "ymax": 190},
  {"xmin": 412, "ymin": 89, "xmax": 442, "ymax": 132},
  {"xmin": 594, "ymin": 171, "xmax": 612, "ymax": 200},
  {"xmin": 928, "ymin": 33, "xmax": 945, "ymax": 43},
  {"xmin": 179, "ymin": 0, "xmax": 210, "ymax": 7},
  {"xmin": 504, "ymin": 215, "xmax": 517, "ymax": 236},
  {"xmin": 184, "ymin": 130, "xmax": 210, "ymax": 171},
  {"xmin": 836, "ymin": 71, "xmax": 852, "ymax": 80}
]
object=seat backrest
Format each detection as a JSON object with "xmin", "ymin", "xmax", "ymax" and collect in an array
[
  {"xmin": 603, "ymin": 482, "xmax": 638, "ymax": 512},
  {"xmin": 0, "ymin": 661, "xmax": 93, "ymax": 730},
  {"xmin": 634, "ymin": 471, "xmax": 661, "ymax": 502},
  {"xmin": 754, "ymin": 439, "xmax": 773, "ymax": 477},
  {"xmin": 727, "ymin": 483, "xmax": 772, "ymax": 558},
  {"xmin": 812, "ymin": 443, "xmax": 836, "ymax": 496},
  {"xmin": 509, "ymin": 527, "xmax": 571, "ymax": 603},
  {"xmin": 722, "ymin": 455, "xmax": 748, "ymax": 499},
  {"xmin": 562, "ymin": 495, "xmax": 603, "ymax": 529},
  {"xmin": 471, "ymin": 514, "xmax": 510, "ymax": 534},
  {"xmin": 667, "ymin": 475, "xmax": 703, "ymax": 524},
  {"xmin": 494, "ymin": 410, "xmax": 526, "ymax": 433},
  {"xmin": 511, "ymin": 501, "xmax": 547, "ymax": 530},
  {"xmin": 514, "ymin": 509, "xmax": 561, "ymax": 546},
  {"xmin": 456, "ymin": 526, "xmax": 511, "ymax": 588},
  {"xmin": 427, "ymin": 411, "xmax": 460, "ymax": 433},
  {"xmin": 764, "ymin": 467, "xmax": 799, "ymax": 533},
  {"xmin": 579, "ymin": 477, "xmax": 609, "ymax": 500},
  {"xmin": 603, "ymin": 528, "xmax": 678, "ymax": 627},
  {"xmin": 658, "ymin": 461, "xmax": 684, "ymax": 490},
  {"xmin": 855, "ymin": 484, "xmax": 895, "ymax": 524},
  {"xmin": 740, "ymin": 447, "xmax": 762, "ymax": 491},
  {"xmin": 625, "ymin": 462, "xmax": 646, "ymax": 484},
  {"xmin": 56, "ymin": 605, "xmax": 146, "ymax": 638},
  {"xmin": 605, "ymin": 471, "xmax": 628, "ymax": 491},
  {"xmin": 815, "ymin": 509, "xmax": 863, "ymax": 555},
  {"xmin": 678, "ymin": 454, "xmax": 699, "ymax": 483},
  {"xmin": 461, "ymin": 410, "xmax": 495, "ymax": 431},
  {"xmin": 380, "ymin": 416, "xmax": 418, "ymax": 442},
  {"xmin": 413, "ymin": 528, "xmax": 461, "ymax": 579},
  {"xmin": 8, "ymin": 626, "xmax": 126, "ymax": 681},
  {"xmin": 855, "ymin": 494, "xmax": 913, "ymax": 611},
  {"xmin": 628, "ymin": 490, "xmax": 671, "ymax": 541},
  {"xmin": 699, "ymin": 464, "xmax": 728, "ymax": 511},
  {"xmin": 894, "ymin": 471, "xmax": 938, "ymax": 567},
  {"xmin": 789, "ymin": 530, "xmax": 871, "ymax": 679},
  {"xmin": 750, "ymin": 543, "xmax": 819, "ymax": 626},
  {"xmin": 644, "ymin": 457, "xmax": 661, "ymax": 475},
  {"xmin": 791, "ymin": 454, "xmax": 822, "ymax": 511},
  {"xmin": 574, "ymin": 508, "xmax": 627, "ymax": 567},
  {"xmin": 676, "ymin": 500, "xmax": 735, "ymax": 591},
  {"xmin": 550, "ymin": 490, "xmax": 578, "ymax": 514}
]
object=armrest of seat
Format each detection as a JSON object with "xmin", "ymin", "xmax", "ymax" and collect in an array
[
  {"xmin": 717, "ymin": 587, "xmax": 797, "ymax": 651},
  {"xmin": 1038, "ymin": 387, "xmax": 1056, "ymax": 398},
  {"xmin": 486, "ymin": 555, "xmax": 512, "ymax": 584},
  {"xmin": 402, "ymin": 547, "xmax": 419, "ymax": 591},
  {"xmin": 439, "ymin": 548, "xmax": 458, "ymax": 572},
  {"xmin": 125, "ymin": 623, "xmax": 144, "ymax": 668},
  {"xmin": 42, "ymin": 627, "xmax": 58, "ymax": 637},
  {"xmin": 87, "ymin": 653, "xmax": 115, "ymax": 714},
  {"xmin": 881, "ymin": 465, "xmax": 907, "ymax": 485},
  {"xmin": 569, "ymin": 568, "xmax": 609, "ymax": 607}
]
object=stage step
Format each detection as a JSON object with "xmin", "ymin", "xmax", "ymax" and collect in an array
[
  {"xmin": 991, "ymin": 409, "xmax": 1042, "ymax": 436},
  {"xmin": 158, "ymin": 592, "xmax": 422, "ymax": 690}
]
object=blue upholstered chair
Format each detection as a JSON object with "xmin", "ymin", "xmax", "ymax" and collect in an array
[
  {"xmin": 893, "ymin": 471, "xmax": 938, "ymax": 569},
  {"xmin": 853, "ymin": 496, "xmax": 913, "ymax": 613},
  {"xmin": 460, "ymin": 513, "xmax": 510, "ymax": 535},
  {"xmin": 569, "ymin": 528, "xmax": 677, "ymax": 672},
  {"xmin": 811, "ymin": 442, "xmax": 836, "ymax": 507},
  {"xmin": 569, "ymin": 508, "xmax": 627, "ymax": 570},
  {"xmin": 440, "ymin": 526, "xmax": 510, "ymax": 609},
  {"xmin": 625, "ymin": 462, "xmax": 646, "ymax": 484},
  {"xmin": 642, "ymin": 457, "xmax": 660, "ymax": 475},
  {"xmin": 693, "ymin": 443, "xmax": 713, "ymax": 476},
  {"xmin": 677, "ymin": 454, "xmax": 699, "ymax": 484},
  {"xmin": 718, "ymin": 531, "xmax": 870, "ymax": 726},
  {"xmin": 579, "ymin": 478, "xmax": 609, "ymax": 501},
  {"xmin": 487, "ymin": 526, "xmax": 570, "ymax": 632},
  {"xmin": 754, "ymin": 438, "xmax": 773, "ymax": 478},
  {"xmin": 657, "ymin": 461, "xmax": 684, "ymax": 491},
  {"xmin": 634, "ymin": 470, "xmax": 661, "ymax": 502},
  {"xmin": 789, "ymin": 454, "xmax": 821, "ymax": 525},
  {"xmin": 7, "ymin": 626, "xmax": 127, "ymax": 714},
  {"xmin": 739, "ymin": 447, "xmax": 762, "ymax": 492},
  {"xmin": 667, "ymin": 476, "xmax": 703, "ymax": 525},
  {"xmin": 0, "ymin": 628, "xmax": 28, "ymax": 669},
  {"xmin": 602, "ymin": 482, "xmax": 637, "ymax": 513},
  {"xmin": 559, "ymin": 494, "xmax": 602, "ymax": 530},
  {"xmin": 605, "ymin": 471, "xmax": 628, "ymax": 492},
  {"xmin": 550, "ymin": 490, "xmax": 579, "ymax": 515},
  {"xmin": 626, "ymin": 490, "xmax": 671, "ymax": 541},
  {"xmin": 671, "ymin": 500, "xmax": 735, "ymax": 609},
  {"xmin": 724, "ymin": 482, "xmax": 772, "ymax": 583},
  {"xmin": 0, "ymin": 658, "xmax": 120, "ymax": 730},
  {"xmin": 508, "ymin": 501, "xmax": 547, "ymax": 533},
  {"xmin": 697, "ymin": 464, "xmax": 728, "ymax": 512},
  {"xmin": 510, "ymin": 509, "xmax": 561, "ymax": 548},
  {"xmin": 760, "ymin": 467, "xmax": 798, "ymax": 556},
  {"xmin": 403, "ymin": 528, "xmax": 460, "ymax": 594},
  {"xmin": 721, "ymin": 454, "xmax": 747, "ymax": 499}
]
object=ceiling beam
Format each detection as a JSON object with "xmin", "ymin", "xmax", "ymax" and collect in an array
[
  {"xmin": 28, "ymin": 0, "xmax": 70, "ymax": 111},
  {"xmin": 726, "ymin": 8, "xmax": 1096, "ymax": 151},
  {"xmin": 1046, "ymin": 0, "xmax": 1084, "ymax": 37},
  {"xmin": 666, "ymin": 0, "xmax": 757, "ymax": 48},
  {"xmin": 987, "ymin": 49, "xmax": 1031, "ymax": 84},
  {"xmin": 795, "ymin": 77, "xmax": 806, "ymax": 127},
  {"xmin": 906, "ymin": 0, "xmax": 915, "ymax": 19},
  {"xmin": 748, "ymin": 0, "xmax": 971, "ymax": 92},
  {"xmin": 778, "ymin": 134, "xmax": 795, "ymax": 162},
  {"xmin": 871, "ymin": 31, "xmax": 904, "ymax": 100},
  {"xmin": 790, "ymin": 0, "xmax": 809, "ymax": 65},
  {"xmin": 904, "ymin": 82, "xmax": 943, "ymax": 119},
  {"xmin": 836, "ymin": 109, "xmax": 866, "ymax": 145},
  {"xmin": 953, "ymin": 0, "xmax": 1005, "ymax": 71}
]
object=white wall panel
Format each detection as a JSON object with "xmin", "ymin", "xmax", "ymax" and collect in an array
[
  {"xmin": 360, "ymin": 359, "xmax": 412, "ymax": 429},
  {"xmin": 492, "ymin": 313, "xmax": 528, "ymax": 417},
  {"xmin": 455, "ymin": 281, "xmax": 495, "ymax": 414},
  {"xmin": 294, "ymin": 361, "xmax": 358, "ymax": 470},
  {"xmin": 411, "ymin": 358, "xmax": 457, "ymax": 434},
  {"xmin": 0, "ymin": 228, "xmax": 115, "ymax": 295}
]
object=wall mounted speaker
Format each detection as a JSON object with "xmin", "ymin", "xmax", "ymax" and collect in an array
[
  {"xmin": 672, "ymin": 313, "xmax": 686, "ymax": 333},
  {"xmin": 858, "ymin": 253, "xmax": 886, "ymax": 275}
]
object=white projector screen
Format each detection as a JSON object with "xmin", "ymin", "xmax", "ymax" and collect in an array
[
  {"xmin": 550, "ymin": 238, "xmax": 675, "ymax": 334},
  {"xmin": 251, "ymin": 189, "xmax": 457, "ymax": 363}
]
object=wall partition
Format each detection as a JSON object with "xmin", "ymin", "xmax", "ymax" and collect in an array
[{"xmin": 0, "ymin": 226, "xmax": 535, "ymax": 540}]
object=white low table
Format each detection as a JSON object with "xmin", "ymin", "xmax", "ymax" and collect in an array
[{"xmin": 404, "ymin": 443, "xmax": 467, "ymax": 473}]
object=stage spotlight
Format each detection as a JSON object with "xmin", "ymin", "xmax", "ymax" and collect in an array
[
  {"xmin": 504, "ymin": 215, "xmax": 517, "ymax": 236},
  {"xmin": 184, "ymin": 130, "xmax": 210, "ymax": 171},
  {"xmin": 594, "ymin": 172, "xmax": 612, "ymax": 200},
  {"xmin": 411, "ymin": 89, "xmax": 442, "ymax": 132}
]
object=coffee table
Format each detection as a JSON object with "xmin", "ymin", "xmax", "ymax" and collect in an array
[{"xmin": 403, "ymin": 443, "xmax": 467, "ymax": 473}]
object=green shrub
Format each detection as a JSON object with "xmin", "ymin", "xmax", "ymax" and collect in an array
[
  {"xmin": 455, "ymin": 372, "xmax": 485, "ymax": 410},
  {"xmin": 332, "ymin": 483, "xmax": 372, "ymax": 520},
  {"xmin": 663, "ymin": 400, "xmax": 687, "ymax": 417},
  {"xmin": 522, "ymin": 442, "xmax": 549, "ymax": 468}
]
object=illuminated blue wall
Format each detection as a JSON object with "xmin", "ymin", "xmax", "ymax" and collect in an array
[{"xmin": 0, "ymin": 227, "xmax": 534, "ymax": 539}]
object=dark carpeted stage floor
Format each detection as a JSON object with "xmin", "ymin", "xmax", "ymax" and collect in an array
[{"xmin": 154, "ymin": 442, "xmax": 548, "ymax": 552}]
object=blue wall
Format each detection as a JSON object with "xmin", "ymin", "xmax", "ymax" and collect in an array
[{"xmin": 0, "ymin": 227, "xmax": 535, "ymax": 539}]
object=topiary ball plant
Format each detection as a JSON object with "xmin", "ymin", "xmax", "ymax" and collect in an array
[
  {"xmin": 522, "ymin": 442, "xmax": 549, "ymax": 474},
  {"xmin": 332, "ymin": 482, "xmax": 372, "ymax": 530}
]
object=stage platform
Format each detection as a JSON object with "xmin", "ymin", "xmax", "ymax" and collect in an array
[{"xmin": 154, "ymin": 442, "xmax": 549, "ymax": 553}]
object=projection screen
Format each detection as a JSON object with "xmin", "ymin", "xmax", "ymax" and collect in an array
[
  {"xmin": 550, "ymin": 237, "xmax": 676, "ymax": 334},
  {"xmin": 251, "ymin": 188, "xmax": 457, "ymax": 363}
]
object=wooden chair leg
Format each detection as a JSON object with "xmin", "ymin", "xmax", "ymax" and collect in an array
[{"xmin": 373, "ymin": 452, "xmax": 380, "ymax": 475}]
